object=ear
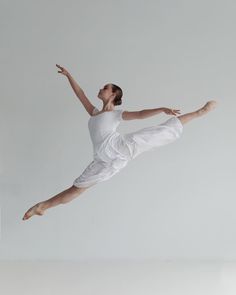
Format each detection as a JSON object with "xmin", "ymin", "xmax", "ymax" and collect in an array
[{"xmin": 111, "ymin": 93, "xmax": 116, "ymax": 99}]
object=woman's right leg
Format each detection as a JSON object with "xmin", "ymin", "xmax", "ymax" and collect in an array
[{"xmin": 177, "ymin": 100, "xmax": 217, "ymax": 125}]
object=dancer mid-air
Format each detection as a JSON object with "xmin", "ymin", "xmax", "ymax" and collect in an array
[{"xmin": 22, "ymin": 64, "xmax": 217, "ymax": 220}]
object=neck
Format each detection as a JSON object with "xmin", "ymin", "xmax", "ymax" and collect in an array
[{"xmin": 102, "ymin": 101, "xmax": 115, "ymax": 111}]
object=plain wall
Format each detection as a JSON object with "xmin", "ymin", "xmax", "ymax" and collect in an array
[{"xmin": 1, "ymin": 0, "xmax": 235, "ymax": 260}]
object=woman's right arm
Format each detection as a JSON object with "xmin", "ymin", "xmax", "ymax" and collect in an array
[{"xmin": 56, "ymin": 64, "xmax": 95, "ymax": 116}]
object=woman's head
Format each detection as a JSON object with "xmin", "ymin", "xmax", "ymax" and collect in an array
[{"xmin": 98, "ymin": 83, "xmax": 123, "ymax": 106}]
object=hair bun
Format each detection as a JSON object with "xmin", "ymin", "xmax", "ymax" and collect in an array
[
  {"xmin": 111, "ymin": 84, "xmax": 123, "ymax": 106},
  {"xmin": 114, "ymin": 98, "xmax": 122, "ymax": 106}
]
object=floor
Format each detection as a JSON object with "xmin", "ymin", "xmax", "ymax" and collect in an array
[{"xmin": 0, "ymin": 260, "xmax": 235, "ymax": 295}]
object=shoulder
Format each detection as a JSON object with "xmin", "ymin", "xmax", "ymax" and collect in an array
[
  {"xmin": 114, "ymin": 109, "xmax": 125, "ymax": 121},
  {"xmin": 91, "ymin": 106, "xmax": 99, "ymax": 116}
]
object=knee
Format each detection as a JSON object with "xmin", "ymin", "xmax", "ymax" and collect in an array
[{"xmin": 71, "ymin": 184, "xmax": 88, "ymax": 193}]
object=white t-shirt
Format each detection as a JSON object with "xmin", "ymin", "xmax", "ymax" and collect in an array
[{"xmin": 88, "ymin": 107, "xmax": 132, "ymax": 163}]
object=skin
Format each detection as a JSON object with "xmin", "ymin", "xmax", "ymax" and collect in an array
[
  {"xmin": 22, "ymin": 65, "xmax": 217, "ymax": 221},
  {"xmin": 97, "ymin": 84, "xmax": 117, "ymax": 112}
]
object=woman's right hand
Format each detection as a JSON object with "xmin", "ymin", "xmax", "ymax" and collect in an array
[{"xmin": 56, "ymin": 64, "xmax": 70, "ymax": 77}]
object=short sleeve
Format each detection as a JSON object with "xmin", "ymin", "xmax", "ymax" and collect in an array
[
  {"xmin": 92, "ymin": 107, "xmax": 99, "ymax": 115},
  {"xmin": 116, "ymin": 109, "xmax": 124, "ymax": 121}
]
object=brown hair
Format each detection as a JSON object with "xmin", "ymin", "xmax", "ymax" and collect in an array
[{"xmin": 111, "ymin": 84, "xmax": 123, "ymax": 106}]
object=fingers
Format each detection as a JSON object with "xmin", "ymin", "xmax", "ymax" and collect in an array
[
  {"xmin": 56, "ymin": 64, "xmax": 63, "ymax": 69},
  {"xmin": 163, "ymin": 108, "xmax": 181, "ymax": 115},
  {"xmin": 174, "ymin": 110, "xmax": 181, "ymax": 114},
  {"xmin": 171, "ymin": 109, "xmax": 181, "ymax": 116},
  {"xmin": 56, "ymin": 64, "xmax": 68, "ymax": 76},
  {"xmin": 56, "ymin": 64, "xmax": 64, "ymax": 74},
  {"xmin": 56, "ymin": 64, "xmax": 64, "ymax": 72}
]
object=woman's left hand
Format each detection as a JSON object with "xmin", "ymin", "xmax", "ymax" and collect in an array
[{"xmin": 162, "ymin": 108, "xmax": 181, "ymax": 116}]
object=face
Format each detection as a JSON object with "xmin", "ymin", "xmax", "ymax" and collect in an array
[{"xmin": 98, "ymin": 84, "xmax": 115, "ymax": 102}]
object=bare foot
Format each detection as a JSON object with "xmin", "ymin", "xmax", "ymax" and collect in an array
[
  {"xmin": 197, "ymin": 100, "xmax": 217, "ymax": 116},
  {"xmin": 22, "ymin": 202, "xmax": 46, "ymax": 221}
]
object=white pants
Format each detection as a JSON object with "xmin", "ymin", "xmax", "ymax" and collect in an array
[{"xmin": 73, "ymin": 116, "xmax": 183, "ymax": 188}]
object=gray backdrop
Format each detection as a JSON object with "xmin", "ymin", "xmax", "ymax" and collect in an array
[{"xmin": 1, "ymin": 0, "xmax": 235, "ymax": 260}]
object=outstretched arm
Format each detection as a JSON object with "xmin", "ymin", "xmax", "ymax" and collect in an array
[
  {"xmin": 140, "ymin": 107, "xmax": 180, "ymax": 119},
  {"xmin": 123, "ymin": 107, "xmax": 180, "ymax": 120},
  {"xmin": 139, "ymin": 107, "xmax": 165, "ymax": 119},
  {"xmin": 56, "ymin": 64, "xmax": 95, "ymax": 116}
]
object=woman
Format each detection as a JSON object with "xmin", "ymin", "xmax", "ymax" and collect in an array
[{"xmin": 22, "ymin": 64, "xmax": 217, "ymax": 220}]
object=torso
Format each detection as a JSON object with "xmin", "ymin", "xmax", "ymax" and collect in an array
[{"xmin": 88, "ymin": 107, "xmax": 130, "ymax": 162}]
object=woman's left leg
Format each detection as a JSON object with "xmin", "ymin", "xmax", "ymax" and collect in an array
[
  {"xmin": 22, "ymin": 185, "xmax": 89, "ymax": 221},
  {"xmin": 123, "ymin": 100, "xmax": 217, "ymax": 160},
  {"xmin": 177, "ymin": 100, "xmax": 217, "ymax": 125}
]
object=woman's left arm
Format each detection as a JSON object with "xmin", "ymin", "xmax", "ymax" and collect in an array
[
  {"xmin": 122, "ymin": 107, "xmax": 181, "ymax": 120},
  {"xmin": 139, "ymin": 107, "xmax": 181, "ymax": 119},
  {"xmin": 139, "ymin": 107, "xmax": 165, "ymax": 119}
]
